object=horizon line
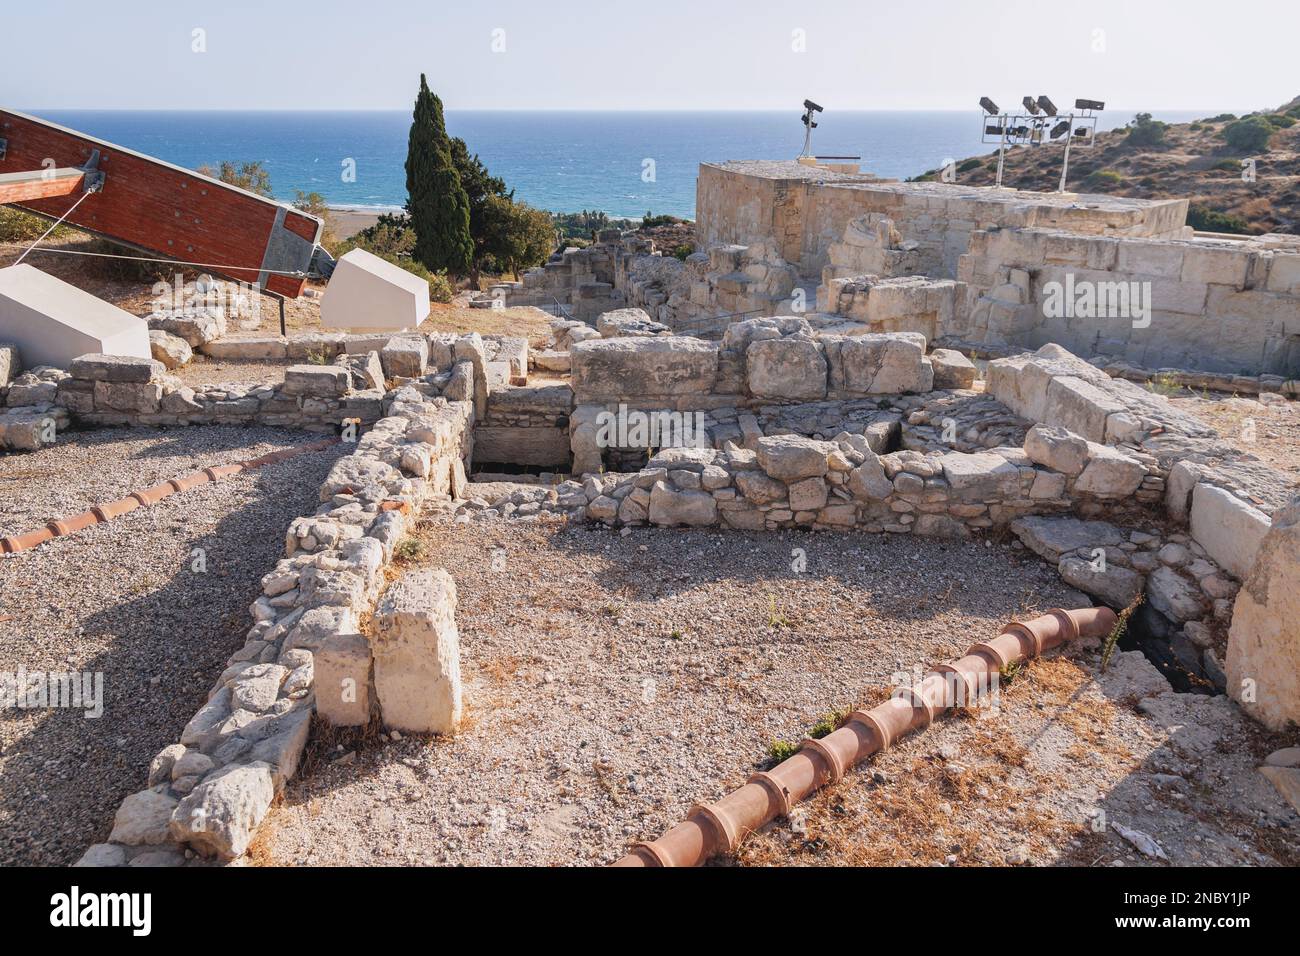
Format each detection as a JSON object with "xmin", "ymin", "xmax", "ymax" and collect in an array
[{"xmin": 16, "ymin": 105, "xmax": 1236, "ymax": 114}]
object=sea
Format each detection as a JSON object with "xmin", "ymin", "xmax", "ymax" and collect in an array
[{"xmin": 31, "ymin": 109, "xmax": 1208, "ymax": 221}]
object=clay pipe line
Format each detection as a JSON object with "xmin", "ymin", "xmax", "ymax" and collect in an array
[
  {"xmin": 612, "ymin": 605, "xmax": 1117, "ymax": 867},
  {"xmin": 0, "ymin": 437, "xmax": 339, "ymax": 555}
]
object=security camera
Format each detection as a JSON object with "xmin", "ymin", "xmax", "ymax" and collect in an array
[{"xmin": 803, "ymin": 99, "xmax": 824, "ymax": 113}]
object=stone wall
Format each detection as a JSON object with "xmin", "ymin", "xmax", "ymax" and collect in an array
[
  {"xmin": 696, "ymin": 161, "xmax": 1189, "ymax": 280},
  {"xmin": 955, "ymin": 228, "xmax": 1300, "ymax": 377},
  {"xmin": 77, "ymin": 389, "xmax": 475, "ymax": 866}
]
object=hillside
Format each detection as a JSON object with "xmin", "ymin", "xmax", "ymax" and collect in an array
[{"xmin": 926, "ymin": 95, "xmax": 1300, "ymax": 235}]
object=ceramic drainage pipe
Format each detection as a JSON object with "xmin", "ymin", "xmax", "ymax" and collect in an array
[{"xmin": 612, "ymin": 606, "xmax": 1117, "ymax": 868}]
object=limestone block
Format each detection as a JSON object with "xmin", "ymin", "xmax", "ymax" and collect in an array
[
  {"xmin": 149, "ymin": 329, "xmax": 193, "ymax": 369},
  {"xmin": 1074, "ymin": 443, "xmax": 1145, "ymax": 498},
  {"xmin": 0, "ymin": 264, "xmax": 151, "ymax": 367},
  {"xmin": 596, "ymin": 307, "xmax": 669, "ymax": 338},
  {"xmin": 282, "ymin": 364, "xmax": 351, "ymax": 398},
  {"xmin": 1227, "ymin": 496, "xmax": 1300, "ymax": 729},
  {"xmin": 570, "ymin": 336, "xmax": 717, "ymax": 403},
  {"xmin": 320, "ymin": 248, "xmax": 430, "ymax": 331},
  {"xmin": 108, "ymin": 786, "xmax": 179, "ymax": 846},
  {"xmin": 0, "ymin": 342, "xmax": 20, "ymax": 388},
  {"xmin": 1044, "ymin": 375, "xmax": 1126, "ymax": 442},
  {"xmin": 1023, "ymin": 423, "xmax": 1089, "ymax": 476},
  {"xmin": 939, "ymin": 451, "xmax": 1020, "ymax": 499},
  {"xmin": 380, "ymin": 335, "xmax": 429, "ymax": 379},
  {"xmin": 201, "ymin": 336, "xmax": 287, "ymax": 360},
  {"xmin": 371, "ymin": 569, "xmax": 462, "ymax": 735},
  {"xmin": 827, "ymin": 332, "xmax": 932, "ymax": 395},
  {"xmin": 1189, "ymin": 483, "xmax": 1271, "ymax": 580},
  {"xmin": 69, "ymin": 353, "xmax": 162, "ymax": 383},
  {"xmin": 756, "ymin": 434, "xmax": 833, "ymax": 482},
  {"xmin": 315, "ymin": 633, "xmax": 373, "ymax": 727},
  {"xmin": 746, "ymin": 337, "xmax": 827, "ymax": 401},
  {"xmin": 929, "ymin": 348, "xmax": 976, "ymax": 389},
  {"xmin": 169, "ymin": 762, "xmax": 276, "ymax": 860},
  {"xmin": 648, "ymin": 481, "xmax": 719, "ymax": 526}
]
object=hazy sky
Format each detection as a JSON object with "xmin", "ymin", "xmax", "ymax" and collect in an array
[{"xmin": 6, "ymin": 0, "xmax": 1297, "ymax": 112}]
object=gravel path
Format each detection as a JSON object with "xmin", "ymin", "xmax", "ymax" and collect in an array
[
  {"xmin": 262, "ymin": 519, "xmax": 1092, "ymax": 866},
  {"xmin": 0, "ymin": 426, "xmax": 346, "ymax": 866}
]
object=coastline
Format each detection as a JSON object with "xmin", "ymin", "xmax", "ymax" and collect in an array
[{"xmin": 327, "ymin": 207, "xmax": 389, "ymax": 238}]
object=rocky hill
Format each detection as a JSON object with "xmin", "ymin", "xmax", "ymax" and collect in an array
[{"xmin": 925, "ymin": 95, "xmax": 1300, "ymax": 235}]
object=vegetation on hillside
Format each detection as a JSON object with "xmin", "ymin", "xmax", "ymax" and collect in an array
[{"xmin": 931, "ymin": 94, "xmax": 1300, "ymax": 235}]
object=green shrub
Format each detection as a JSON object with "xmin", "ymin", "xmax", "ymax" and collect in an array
[
  {"xmin": 641, "ymin": 211, "xmax": 682, "ymax": 230},
  {"xmin": 1084, "ymin": 169, "xmax": 1123, "ymax": 190},
  {"xmin": 0, "ymin": 207, "xmax": 68, "ymax": 243},
  {"xmin": 1265, "ymin": 113, "xmax": 1296, "ymax": 129},
  {"xmin": 671, "ymin": 243, "xmax": 692, "ymax": 261},
  {"xmin": 1222, "ymin": 115, "xmax": 1275, "ymax": 152},
  {"xmin": 1187, "ymin": 205, "xmax": 1250, "ymax": 234},
  {"xmin": 957, "ymin": 158, "xmax": 983, "ymax": 173},
  {"xmin": 1206, "ymin": 113, "xmax": 1237, "ymax": 123},
  {"xmin": 1125, "ymin": 113, "xmax": 1168, "ymax": 147}
]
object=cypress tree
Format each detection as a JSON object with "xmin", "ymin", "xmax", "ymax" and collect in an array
[{"xmin": 405, "ymin": 74, "xmax": 473, "ymax": 276}]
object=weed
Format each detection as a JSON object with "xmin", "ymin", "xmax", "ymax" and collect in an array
[
  {"xmin": 1102, "ymin": 593, "xmax": 1144, "ymax": 672},
  {"xmin": 394, "ymin": 538, "xmax": 424, "ymax": 562},
  {"xmin": 767, "ymin": 739, "xmax": 799, "ymax": 763}
]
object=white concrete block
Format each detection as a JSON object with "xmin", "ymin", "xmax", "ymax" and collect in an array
[
  {"xmin": 320, "ymin": 248, "xmax": 430, "ymax": 332},
  {"xmin": 0, "ymin": 264, "xmax": 149, "ymax": 368}
]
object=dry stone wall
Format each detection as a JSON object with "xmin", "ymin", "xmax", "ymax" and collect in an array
[{"xmin": 75, "ymin": 388, "xmax": 474, "ymax": 866}]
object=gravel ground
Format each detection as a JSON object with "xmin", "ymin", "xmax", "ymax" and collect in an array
[
  {"xmin": 261, "ymin": 518, "xmax": 1097, "ymax": 866},
  {"xmin": 0, "ymin": 426, "xmax": 346, "ymax": 866},
  {"xmin": 1168, "ymin": 392, "xmax": 1299, "ymax": 481}
]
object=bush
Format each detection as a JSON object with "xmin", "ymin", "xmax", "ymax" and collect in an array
[
  {"xmin": 1265, "ymin": 113, "xmax": 1296, "ymax": 129},
  {"xmin": 0, "ymin": 207, "xmax": 69, "ymax": 243},
  {"xmin": 957, "ymin": 157, "xmax": 983, "ymax": 173},
  {"xmin": 1206, "ymin": 113, "xmax": 1237, "ymax": 123},
  {"xmin": 1125, "ymin": 113, "xmax": 1168, "ymax": 147},
  {"xmin": 1084, "ymin": 169, "xmax": 1124, "ymax": 190},
  {"xmin": 641, "ymin": 211, "xmax": 682, "ymax": 230},
  {"xmin": 1222, "ymin": 115, "xmax": 1275, "ymax": 152},
  {"xmin": 396, "ymin": 258, "xmax": 454, "ymax": 303},
  {"xmin": 1187, "ymin": 205, "xmax": 1250, "ymax": 234},
  {"xmin": 671, "ymin": 244, "xmax": 692, "ymax": 261}
]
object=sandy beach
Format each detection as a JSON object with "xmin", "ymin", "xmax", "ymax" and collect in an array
[{"xmin": 328, "ymin": 207, "xmax": 388, "ymax": 238}]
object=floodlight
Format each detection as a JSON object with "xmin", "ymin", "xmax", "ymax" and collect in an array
[
  {"xmin": 985, "ymin": 123, "xmax": 1005, "ymax": 136},
  {"xmin": 1075, "ymin": 98, "xmax": 1105, "ymax": 112},
  {"xmin": 980, "ymin": 96, "xmax": 1001, "ymax": 116},
  {"xmin": 1037, "ymin": 96, "xmax": 1058, "ymax": 117},
  {"xmin": 1049, "ymin": 120, "xmax": 1071, "ymax": 140},
  {"xmin": 1022, "ymin": 96, "xmax": 1041, "ymax": 115}
]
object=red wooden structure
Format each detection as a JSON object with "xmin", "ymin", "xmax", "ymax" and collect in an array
[{"xmin": 0, "ymin": 109, "xmax": 330, "ymax": 298}]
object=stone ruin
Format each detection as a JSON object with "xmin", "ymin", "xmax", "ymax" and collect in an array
[{"xmin": 2, "ymin": 156, "xmax": 1298, "ymax": 867}]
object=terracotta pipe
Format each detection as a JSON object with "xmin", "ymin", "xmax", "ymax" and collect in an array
[
  {"xmin": 0, "ymin": 437, "xmax": 342, "ymax": 555},
  {"xmin": 612, "ymin": 606, "xmax": 1117, "ymax": 867}
]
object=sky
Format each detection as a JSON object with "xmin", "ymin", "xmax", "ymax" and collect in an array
[{"xmin": 4, "ymin": 0, "xmax": 1298, "ymax": 113}]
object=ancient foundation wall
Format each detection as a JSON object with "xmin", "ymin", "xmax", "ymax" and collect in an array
[
  {"xmin": 956, "ymin": 229, "xmax": 1300, "ymax": 377},
  {"xmin": 696, "ymin": 162, "xmax": 1190, "ymax": 281},
  {"xmin": 76, "ymin": 390, "xmax": 474, "ymax": 866}
]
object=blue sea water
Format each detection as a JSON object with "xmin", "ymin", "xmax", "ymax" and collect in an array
[{"xmin": 31, "ymin": 109, "xmax": 1206, "ymax": 220}]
